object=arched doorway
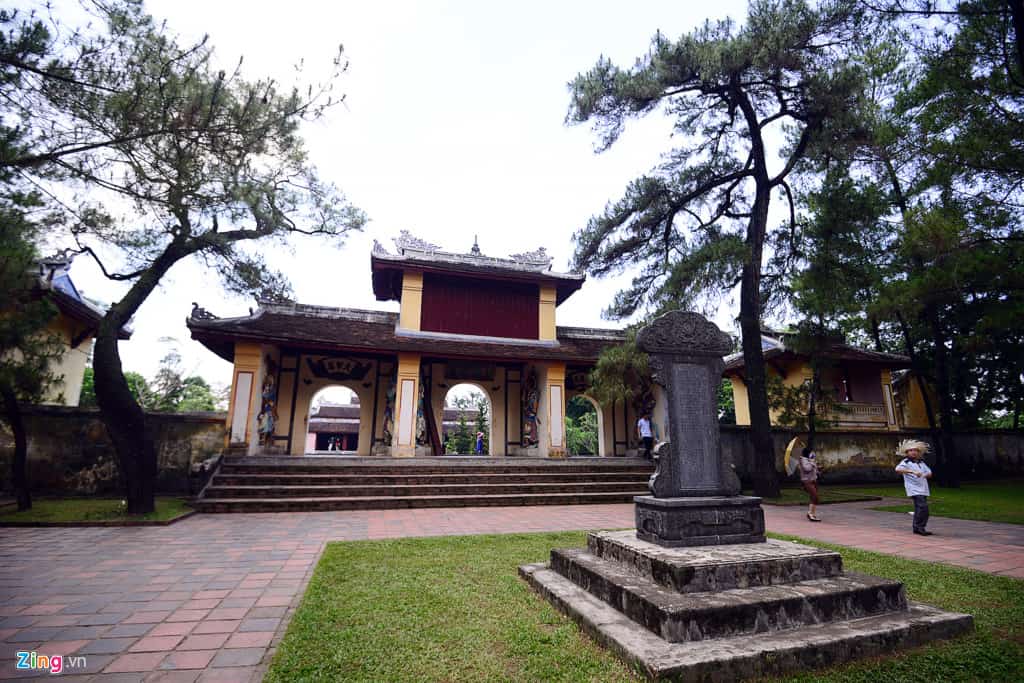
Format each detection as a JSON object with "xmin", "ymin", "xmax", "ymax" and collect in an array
[
  {"xmin": 306, "ymin": 385, "xmax": 361, "ymax": 453},
  {"xmin": 566, "ymin": 394, "xmax": 606, "ymax": 457},
  {"xmin": 441, "ymin": 383, "xmax": 492, "ymax": 455}
]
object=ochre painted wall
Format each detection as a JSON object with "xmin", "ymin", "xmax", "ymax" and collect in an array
[
  {"xmin": 539, "ymin": 286, "xmax": 557, "ymax": 341},
  {"xmin": 399, "ymin": 272, "xmax": 423, "ymax": 331},
  {"xmin": 226, "ymin": 342, "xmax": 261, "ymax": 447},
  {"xmin": 42, "ymin": 315, "xmax": 91, "ymax": 407},
  {"xmin": 392, "ymin": 352, "xmax": 421, "ymax": 457},
  {"xmin": 895, "ymin": 377, "xmax": 934, "ymax": 429}
]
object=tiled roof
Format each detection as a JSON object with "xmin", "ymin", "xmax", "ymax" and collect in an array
[
  {"xmin": 187, "ymin": 303, "xmax": 624, "ymax": 363},
  {"xmin": 723, "ymin": 336, "xmax": 910, "ymax": 373},
  {"xmin": 370, "ymin": 236, "xmax": 585, "ymax": 304},
  {"xmin": 38, "ymin": 256, "xmax": 131, "ymax": 339}
]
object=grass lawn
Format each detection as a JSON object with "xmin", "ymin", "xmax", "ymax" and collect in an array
[
  {"xmin": 829, "ymin": 480, "xmax": 1024, "ymax": 525},
  {"xmin": 266, "ymin": 531, "xmax": 1024, "ymax": 682},
  {"xmin": 0, "ymin": 497, "xmax": 192, "ymax": 523},
  {"xmin": 746, "ymin": 487, "xmax": 881, "ymax": 506}
]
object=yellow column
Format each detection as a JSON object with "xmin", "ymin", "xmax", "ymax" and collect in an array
[
  {"xmin": 399, "ymin": 272, "xmax": 423, "ymax": 331},
  {"xmin": 226, "ymin": 342, "xmax": 261, "ymax": 447},
  {"xmin": 730, "ymin": 377, "xmax": 751, "ymax": 426},
  {"xmin": 392, "ymin": 352, "xmax": 422, "ymax": 457},
  {"xmin": 546, "ymin": 362, "xmax": 567, "ymax": 458},
  {"xmin": 880, "ymin": 369, "xmax": 899, "ymax": 431},
  {"xmin": 538, "ymin": 285, "xmax": 556, "ymax": 341}
]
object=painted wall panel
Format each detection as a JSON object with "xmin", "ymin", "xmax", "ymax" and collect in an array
[
  {"xmin": 420, "ymin": 273, "xmax": 539, "ymax": 339},
  {"xmin": 230, "ymin": 372, "xmax": 253, "ymax": 443}
]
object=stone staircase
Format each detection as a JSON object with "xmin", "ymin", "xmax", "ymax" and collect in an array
[
  {"xmin": 194, "ymin": 456, "xmax": 654, "ymax": 512},
  {"xmin": 521, "ymin": 530, "xmax": 973, "ymax": 680}
]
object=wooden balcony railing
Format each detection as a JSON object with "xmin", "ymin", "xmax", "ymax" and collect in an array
[{"xmin": 824, "ymin": 402, "xmax": 888, "ymax": 426}]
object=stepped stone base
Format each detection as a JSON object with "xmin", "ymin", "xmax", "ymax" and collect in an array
[{"xmin": 521, "ymin": 532, "xmax": 972, "ymax": 681}]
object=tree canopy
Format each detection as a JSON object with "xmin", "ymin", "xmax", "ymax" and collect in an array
[{"xmin": 2, "ymin": 0, "xmax": 365, "ymax": 512}]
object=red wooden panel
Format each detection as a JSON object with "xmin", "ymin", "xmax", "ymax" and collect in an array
[{"xmin": 420, "ymin": 273, "xmax": 539, "ymax": 339}]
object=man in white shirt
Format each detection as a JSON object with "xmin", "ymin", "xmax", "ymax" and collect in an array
[
  {"xmin": 894, "ymin": 439, "xmax": 934, "ymax": 536},
  {"xmin": 637, "ymin": 414, "xmax": 654, "ymax": 460}
]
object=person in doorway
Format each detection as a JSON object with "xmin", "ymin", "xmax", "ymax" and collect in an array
[
  {"xmin": 799, "ymin": 447, "xmax": 822, "ymax": 522},
  {"xmin": 475, "ymin": 431, "xmax": 484, "ymax": 455},
  {"xmin": 637, "ymin": 413, "xmax": 654, "ymax": 459},
  {"xmin": 895, "ymin": 439, "xmax": 934, "ymax": 536}
]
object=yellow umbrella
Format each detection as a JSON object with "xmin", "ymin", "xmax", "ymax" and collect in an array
[{"xmin": 784, "ymin": 436, "xmax": 805, "ymax": 476}]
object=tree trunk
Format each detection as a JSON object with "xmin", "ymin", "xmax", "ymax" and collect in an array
[
  {"xmin": 0, "ymin": 382, "xmax": 31, "ymax": 511},
  {"xmin": 94, "ymin": 240, "xmax": 189, "ymax": 514},
  {"xmin": 928, "ymin": 313, "xmax": 960, "ymax": 487},
  {"xmin": 739, "ymin": 178, "xmax": 779, "ymax": 498},
  {"xmin": 868, "ymin": 314, "xmax": 884, "ymax": 353},
  {"xmin": 806, "ymin": 365, "xmax": 820, "ymax": 451},
  {"xmin": 883, "ymin": 159, "xmax": 956, "ymax": 484}
]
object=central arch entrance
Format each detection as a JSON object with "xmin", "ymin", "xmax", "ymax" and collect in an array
[
  {"xmin": 305, "ymin": 385, "xmax": 361, "ymax": 453},
  {"xmin": 441, "ymin": 383, "xmax": 492, "ymax": 455},
  {"xmin": 566, "ymin": 393, "xmax": 607, "ymax": 457}
]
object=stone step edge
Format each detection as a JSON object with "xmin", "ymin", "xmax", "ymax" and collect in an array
[
  {"xmin": 205, "ymin": 482, "xmax": 647, "ymax": 493},
  {"xmin": 586, "ymin": 533, "xmax": 844, "ymax": 593},
  {"xmin": 519, "ymin": 563, "xmax": 973, "ymax": 681},
  {"xmin": 214, "ymin": 472, "xmax": 652, "ymax": 481},
  {"xmin": 551, "ymin": 549, "xmax": 906, "ymax": 642},
  {"xmin": 194, "ymin": 491, "xmax": 648, "ymax": 510}
]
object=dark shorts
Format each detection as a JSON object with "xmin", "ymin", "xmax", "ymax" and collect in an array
[{"xmin": 801, "ymin": 480, "xmax": 819, "ymax": 505}]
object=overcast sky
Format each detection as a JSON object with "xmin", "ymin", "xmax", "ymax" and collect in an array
[{"xmin": 61, "ymin": 0, "xmax": 753, "ymax": 387}]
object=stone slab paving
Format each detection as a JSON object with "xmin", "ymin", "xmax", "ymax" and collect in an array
[{"xmin": 1, "ymin": 499, "xmax": 1021, "ymax": 681}]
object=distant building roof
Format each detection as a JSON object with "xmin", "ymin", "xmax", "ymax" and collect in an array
[
  {"xmin": 724, "ymin": 333, "xmax": 909, "ymax": 375},
  {"xmin": 36, "ymin": 253, "xmax": 131, "ymax": 339},
  {"xmin": 187, "ymin": 302, "xmax": 624, "ymax": 364},
  {"xmin": 370, "ymin": 232, "xmax": 585, "ymax": 305}
]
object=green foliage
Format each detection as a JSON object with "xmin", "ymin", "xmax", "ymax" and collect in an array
[
  {"xmin": 0, "ymin": 497, "xmax": 192, "ymax": 523},
  {"xmin": 567, "ymin": 0, "xmax": 867, "ymax": 317},
  {"xmin": 2, "ymin": 0, "xmax": 366, "ymax": 512},
  {"xmin": 445, "ymin": 388, "xmax": 488, "ymax": 454},
  {"xmin": 565, "ymin": 396, "xmax": 599, "ymax": 455},
  {"xmin": 587, "ymin": 332, "xmax": 651, "ymax": 414},
  {"xmin": 851, "ymin": 480, "xmax": 1024, "ymax": 525},
  {"xmin": 717, "ymin": 379, "xmax": 736, "ymax": 425},
  {"xmin": 81, "ymin": 362, "xmax": 222, "ymax": 412}
]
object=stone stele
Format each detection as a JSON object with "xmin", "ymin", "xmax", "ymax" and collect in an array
[
  {"xmin": 634, "ymin": 310, "xmax": 764, "ymax": 547},
  {"xmin": 521, "ymin": 310, "xmax": 972, "ymax": 680}
]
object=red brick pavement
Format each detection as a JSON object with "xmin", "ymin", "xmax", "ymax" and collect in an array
[{"xmin": 0, "ymin": 500, "xmax": 1021, "ymax": 681}]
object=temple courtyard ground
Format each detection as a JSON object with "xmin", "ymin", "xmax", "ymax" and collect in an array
[{"xmin": 1, "ymin": 499, "xmax": 1021, "ymax": 681}]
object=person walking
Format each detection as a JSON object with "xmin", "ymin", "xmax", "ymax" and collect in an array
[
  {"xmin": 799, "ymin": 447, "xmax": 822, "ymax": 522},
  {"xmin": 895, "ymin": 439, "xmax": 934, "ymax": 536},
  {"xmin": 636, "ymin": 413, "xmax": 654, "ymax": 460},
  {"xmin": 474, "ymin": 431, "xmax": 484, "ymax": 455}
]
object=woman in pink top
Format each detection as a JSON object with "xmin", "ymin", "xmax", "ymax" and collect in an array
[{"xmin": 800, "ymin": 447, "xmax": 822, "ymax": 522}]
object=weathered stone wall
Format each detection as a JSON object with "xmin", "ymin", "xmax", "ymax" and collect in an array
[
  {"xmin": 3, "ymin": 406, "xmax": 1021, "ymax": 495},
  {"xmin": 0, "ymin": 406, "xmax": 226, "ymax": 496},
  {"xmin": 722, "ymin": 426, "xmax": 1024, "ymax": 486}
]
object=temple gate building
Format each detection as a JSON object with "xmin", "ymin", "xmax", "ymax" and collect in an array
[{"xmin": 187, "ymin": 233, "xmax": 642, "ymax": 458}]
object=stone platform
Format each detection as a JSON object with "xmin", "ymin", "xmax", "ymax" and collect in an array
[{"xmin": 521, "ymin": 530, "xmax": 973, "ymax": 681}]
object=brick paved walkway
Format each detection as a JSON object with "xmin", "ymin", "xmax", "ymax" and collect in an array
[{"xmin": 1, "ymin": 500, "xmax": 1021, "ymax": 681}]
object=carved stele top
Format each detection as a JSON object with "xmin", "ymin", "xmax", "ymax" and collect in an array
[{"xmin": 636, "ymin": 311, "xmax": 732, "ymax": 356}]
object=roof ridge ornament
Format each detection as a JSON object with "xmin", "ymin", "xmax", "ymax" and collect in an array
[
  {"xmin": 372, "ymin": 239, "xmax": 391, "ymax": 255},
  {"xmin": 394, "ymin": 230, "xmax": 441, "ymax": 254},
  {"xmin": 508, "ymin": 247, "xmax": 552, "ymax": 266},
  {"xmin": 190, "ymin": 302, "xmax": 219, "ymax": 321},
  {"xmin": 470, "ymin": 235, "xmax": 481, "ymax": 255}
]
